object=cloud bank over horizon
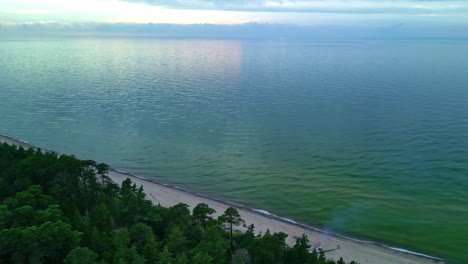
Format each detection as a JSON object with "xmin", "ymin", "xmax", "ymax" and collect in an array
[
  {"xmin": 1, "ymin": 0, "xmax": 467, "ymax": 38},
  {"xmin": 1, "ymin": 21, "xmax": 467, "ymax": 40}
]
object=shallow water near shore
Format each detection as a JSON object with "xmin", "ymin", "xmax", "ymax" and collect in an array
[{"xmin": 1, "ymin": 38, "xmax": 467, "ymax": 262}]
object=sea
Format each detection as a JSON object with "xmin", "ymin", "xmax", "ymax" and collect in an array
[{"xmin": 0, "ymin": 38, "xmax": 467, "ymax": 263}]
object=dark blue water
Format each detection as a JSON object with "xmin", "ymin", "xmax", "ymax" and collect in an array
[{"xmin": 1, "ymin": 38, "xmax": 467, "ymax": 262}]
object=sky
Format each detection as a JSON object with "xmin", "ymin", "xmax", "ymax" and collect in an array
[{"xmin": 1, "ymin": 0, "xmax": 467, "ymax": 38}]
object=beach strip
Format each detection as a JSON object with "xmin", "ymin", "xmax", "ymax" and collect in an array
[{"xmin": 0, "ymin": 134, "xmax": 445, "ymax": 264}]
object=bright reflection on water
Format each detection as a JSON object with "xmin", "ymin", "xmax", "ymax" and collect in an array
[{"xmin": 1, "ymin": 38, "xmax": 468, "ymax": 262}]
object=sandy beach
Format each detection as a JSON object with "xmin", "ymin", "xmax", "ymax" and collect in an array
[{"xmin": 0, "ymin": 134, "xmax": 445, "ymax": 264}]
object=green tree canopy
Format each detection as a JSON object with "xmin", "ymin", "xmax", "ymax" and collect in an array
[
  {"xmin": 64, "ymin": 247, "xmax": 99, "ymax": 264},
  {"xmin": 192, "ymin": 203, "xmax": 216, "ymax": 231},
  {"xmin": 0, "ymin": 142, "xmax": 360, "ymax": 264},
  {"xmin": 219, "ymin": 207, "xmax": 245, "ymax": 250}
]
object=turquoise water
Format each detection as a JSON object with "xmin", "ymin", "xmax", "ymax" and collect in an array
[{"xmin": 1, "ymin": 38, "xmax": 467, "ymax": 262}]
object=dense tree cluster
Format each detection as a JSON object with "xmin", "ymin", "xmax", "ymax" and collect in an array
[{"xmin": 0, "ymin": 143, "xmax": 359, "ymax": 264}]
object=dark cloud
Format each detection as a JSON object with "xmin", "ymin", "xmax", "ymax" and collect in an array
[{"xmin": 118, "ymin": 0, "xmax": 468, "ymax": 13}]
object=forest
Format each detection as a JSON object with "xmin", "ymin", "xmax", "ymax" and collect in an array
[{"xmin": 0, "ymin": 142, "xmax": 359, "ymax": 264}]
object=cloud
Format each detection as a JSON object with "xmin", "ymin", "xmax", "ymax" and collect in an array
[
  {"xmin": 2, "ymin": 0, "xmax": 466, "ymax": 26},
  {"xmin": 118, "ymin": 0, "xmax": 468, "ymax": 14},
  {"xmin": 6, "ymin": 8, "xmax": 61, "ymax": 15}
]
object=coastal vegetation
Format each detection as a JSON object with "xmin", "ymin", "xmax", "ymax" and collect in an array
[{"xmin": 0, "ymin": 142, "xmax": 359, "ymax": 264}]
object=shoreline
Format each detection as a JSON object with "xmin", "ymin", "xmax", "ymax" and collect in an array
[{"xmin": 0, "ymin": 134, "xmax": 446, "ymax": 264}]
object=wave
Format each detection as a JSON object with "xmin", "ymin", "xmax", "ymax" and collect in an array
[
  {"xmin": 250, "ymin": 207, "xmax": 444, "ymax": 261},
  {"xmin": 389, "ymin": 247, "xmax": 443, "ymax": 260}
]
